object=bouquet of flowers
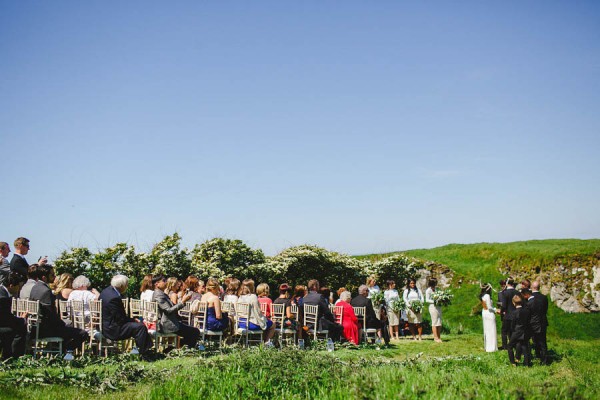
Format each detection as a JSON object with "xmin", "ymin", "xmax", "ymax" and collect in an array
[
  {"xmin": 409, "ymin": 300, "xmax": 423, "ymax": 314},
  {"xmin": 431, "ymin": 289, "xmax": 454, "ymax": 307},
  {"xmin": 370, "ymin": 291, "xmax": 385, "ymax": 309},
  {"xmin": 390, "ymin": 297, "xmax": 406, "ymax": 313}
]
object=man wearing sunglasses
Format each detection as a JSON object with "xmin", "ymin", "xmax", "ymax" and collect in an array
[{"xmin": 10, "ymin": 237, "xmax": 47, "ymax": 278}]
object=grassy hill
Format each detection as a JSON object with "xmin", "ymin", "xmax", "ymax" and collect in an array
[{"xmin": 359, "ymin": 239, "xmax": 600, "ymax": 339}]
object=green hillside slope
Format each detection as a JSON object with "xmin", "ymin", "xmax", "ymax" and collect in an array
[{"xmin": 360, "ymin": 239, "xmax": 600, "ymax": 339}]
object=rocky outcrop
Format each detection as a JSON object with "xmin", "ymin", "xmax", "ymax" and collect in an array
[
  {"xmin": 500, "ymin": 254, "xmax": 600, "ymax": 313},
  {"xmin": 416, "ymin": 261, "xmax": 454, "ymax": 291}
]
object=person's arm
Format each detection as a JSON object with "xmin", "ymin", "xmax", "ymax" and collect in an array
[
  {"xmin": 157, "ymin": 292, "xmax": 186, "ymax": 315},
  {"xmin": 214, "ymin": 296, "xmax": 222, "ymax": 319},
  {"xmin": 425, "ymin": 288, "xmax": 434, "ymax": 304},
  {"xmin": 169, "ymin": 292, "xmax": 179, "ymax": 305},
  {"xmin": 402, "ymin": 290, "xmax": 409, "ymax": 304}
]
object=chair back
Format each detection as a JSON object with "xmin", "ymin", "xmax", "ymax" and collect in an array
[
  {"xmin": 353, "ymin": 306, "xmax": 367, "ymax": 330},
  {"xmin": 179, "ymin": 301, "xmax": 192, "ymax": 325},
  {"xmin": 71, "ymin": 300, "xmax": 86, "ymax": 330},
  {"xmin": 130, "ymin": 299, "xmax": 143, "ymax": 319},
  {"xmin": 221, "ymin": 301, "xmax": 234, "ymax": 314},
  {"xmin": 89, "ymin": 300, "xmax": 103, "ymax": 333},
  {"xmin": 333, "ymin": 305, "xmax": 343, "ymax": 325},
  {"xmin": 192, "ymin": 301, "xmax": 208, "ymax": 331},
  {"xmin": 17, "ymin": 298, "xmax": 27, "ymax": 315},
  {"xmin": 290, "ymin": 303, "xmax": 298, "ymax": 319},
  {"xmin": 303, "ymin": 304, "xmax": 319, "ymax": 330},
  {"xmin": 234, "ymin": 302, "xmax": 251, "ymax": 330},
  {"xmin": 142, "ymin": 301, "xmax": 159, "ymax": 325},
  {"xmin": 122, "ymin": 298, "xmax": 130, "ymax": 316},
  {"xmin": 271, "ymin": 303, "xmax": 286, "ymax": 329},
  {"xmin": 58, "ymin": 300, "xmax": 72, "ymax": 324},
  {"xmin": 259, "ymin": 302, "xmax": 272, "ymax": 318},
  {"xmin": 11, "ymin": 297, "xmax": 17, "ymax": 315},
  {"xmin": 25, "ymin": 300, "xmax": 41, "ymax": 335}
]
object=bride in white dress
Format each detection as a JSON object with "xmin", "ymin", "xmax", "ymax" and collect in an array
[{"xmin": 480, "ymin": 283, "xmax": 498, "ymax": 352}]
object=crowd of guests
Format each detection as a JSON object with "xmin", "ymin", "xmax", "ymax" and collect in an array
[
  {"xmin": 479, "ymin": 277, "xmax": 549, "ymax": 366},
  {"xmin": 1, "ymin": 237, "xmax": 449, "ymax": 361}
]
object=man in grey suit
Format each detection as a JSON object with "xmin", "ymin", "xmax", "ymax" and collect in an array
[
  {"xmin": 0, "ymin": 242, "xmax": 11, "ymax": 286},
  {"xmin": 151, "ymin": 275, "xmax": 200, "ymax": 348},
  {"xmin": 19, "ymin": 264, "xmax": 39, "ymax": 299}
]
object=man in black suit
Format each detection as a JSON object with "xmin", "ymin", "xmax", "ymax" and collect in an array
[
  {"xmin": 499, "ymin": 278, "xmax": 519, "ymax": 350},
  {"xmin": 29, "ymin": 265, "xmax": 88, "ymax": 352},
  {"xmin": 302, "ymin": 279, "xmax": 342, "ymax": 342},
  {"xmin": 10, "ymin": 237, "xmax": 47, "ymax": 278},
  {"xmin": 0, "ymin": 242, "xmax": 11, "ymax": 286},
  {"xmin": 507, "ymin": 294, "xmax": 531, "ymax": 367},
  {"xmin": 0, "ymin": 273, "xmax": 27, "ymax": 359},
  {"xmin": 99, "ymin": 274, "xmax": 152, "ymax": 354},
  {"xmin": 351, "ymin": 284, "xmax": 383, "ymax": 342},
  {"xmin": 530, "ymin": 281, "xmax": 549, "ymax": 364},
  {"xmin": 152, "ymin": 274, "xmax": 199, "ymax": 348}
]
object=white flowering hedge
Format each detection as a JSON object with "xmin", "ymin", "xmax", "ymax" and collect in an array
[{"xmin": 55, "ymin": 235, "xmax": 441, "ymax": 297}]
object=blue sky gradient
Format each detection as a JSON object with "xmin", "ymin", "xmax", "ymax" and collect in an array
[{"xmin": 1, "ymin": 1, "xmax": 599, "ymax": 259}]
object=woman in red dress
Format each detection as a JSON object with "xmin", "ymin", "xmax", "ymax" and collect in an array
[{"xmin": 338, "ymin": 291, "xmax": 359, "ymax": 344}]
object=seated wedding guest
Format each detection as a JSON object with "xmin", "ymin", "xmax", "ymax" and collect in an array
[
  {"xmin": 320, "ymin": 286, "xmax": 333, "ymax": 304},
  {"xmin": 403, "ymin": 279, "xmax": 424, "ymax": 341},
  {"xmin": 238, "ymin": 279, "xmax": 275, "ymax": 343},
  {"xmin": 176, "ymin": 279, "xmax": 187, "ymax": 303},
  {"xmin": 53, "ymin": 273, "xmax": 74, "ymax": 301},
  {"xmin": 257, "ymin": 283, "xmax": 273, "ymax": 319},
  {"xmin": 67, "ymin": 275, "xmax": 100, "ymax": 321},
  {"xmin": 507, "ymin": 294, "xmax": 531, "ymax": 367},
  {"xmin": 273, "ymin": 283, "xmax": 296, "ymax": 330},
  {"xmin": 11, "ymin": 237, "xmax": 45, "ymax": 278},
  {"xmin": 223, "ymin": 278, "xmax": 240, "ymax": 304},
  {"xmin": 99, "ymin": 275, "xmax": 152, "ymax": 355},
  {"xmin": 0, "ymin": 273, "xmax": 27, "ymax": 359},
  {"xmin": 292, "ymin": 285, "xmax": 305, "ymax": 307},
  {"xmin": 164, "ymin": 277, "xmax": 180, "ymax": 305},
  {"xmin": 303, "ymin": 279, "xmax": 342, "ymax": 342},
  {"xmin": 352, "ymin": 284, "xmax": 383, "ymax": 341},
  {"xmin": 530, "ymin": 281, "xmax": 549, "ymax": 365},
  {"xmin": 197, "ymin": 277, "xmax": 229, "ymax": 333},
  {"xmin": 184, "ymin": 276, "xmax": 202, "ymax": 302},
  {"xmin": 140, "ymin": 275, "xmax": 154, "ymax": 302},
  {"xmin": 29, "ymin": 265, "xmax": 88, "ymax": 352},
  {"xmin": 338, "ymin": 291, "xmax": 359, "ymax": 344},
  {"xmin": 152, "ymin": 275, "xmax": 200, "ymax": 348},
  {"xmin": 0, "ymin": 242, "xmax": 11, "ymax": 286},
  {"xmin": 19, "ymin": 264, "xmax": 39, "ymax": 299}
]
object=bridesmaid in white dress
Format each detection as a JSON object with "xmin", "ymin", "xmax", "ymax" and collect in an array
[
  {"xmin": 480, "ymin": 283, "xmax": 498, "ymax": 352},
  {"xmin": 403, "ymin": 279, "xmax": 424, "ymax": 340},
  {"xmin": 425, "ymin": 278, "xmax": 443, "ymax": 343}
]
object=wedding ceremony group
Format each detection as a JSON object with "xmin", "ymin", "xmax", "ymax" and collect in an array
[{"xmin": 0, "ymin": 237, "xmax": 455, "ymax": 360}]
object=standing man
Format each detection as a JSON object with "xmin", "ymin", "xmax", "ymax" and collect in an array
[
  {"xmin": 530, "ymin": 281, "xmax": 549, "ymax": 365},
  {"xmin": 499, "ymin": 278, "xmax": 519, "ymax": 350},
  {"xmin": 0, "ymin": 242, "xmax": 11, "ymax": 285},
  {"xmin": 10, "ymin": 237, "xmax": 47, "ymax": 278}
]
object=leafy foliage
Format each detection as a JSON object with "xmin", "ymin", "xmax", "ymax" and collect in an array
[{"xmin": 190, "ymin": 238, "xmax": 265, "ymax": 280}]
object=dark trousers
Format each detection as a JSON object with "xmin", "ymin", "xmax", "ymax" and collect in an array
[
  {"xmin": 501, "ymin": 317, "xmax": 512, "ymax": 349},
  {"xmin": 0, "ymin": 317, "xmax": 27, "ymax": 359},
  {"xmin": 508, "ymin": 338, "xmax": 531, "ymax": 366},
  {"xmin": 176, "ymin": 323, "xmax": 200, "ymax": 348},
  {"xmin": 40, "ymin": 324, "xmax": 89, "ymax": 352},
  {"xmin": 320, "ymin": 318, "xmax": 343, "ymax": 342},
  {"xmin": 532, "ymin": 329, "xmax": 548, "ymax": 364},
  {"xmin": 114, "ymin": 321, "xmax": 153, "ymax": 353}
]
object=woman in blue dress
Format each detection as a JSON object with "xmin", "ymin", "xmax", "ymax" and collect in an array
[{"xmin": 204, "ymin": 278, "xmax": 229, "ymax": 332}]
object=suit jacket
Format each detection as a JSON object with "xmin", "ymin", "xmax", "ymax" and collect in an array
[
  {"xmin": 99, "ymin": 286, "xmax": 133, "ymax": 340},
  {"xmin": 529, "ymin": 292, "xmax": 549, "ymax": 332},
  {"xmin": 0, "ymin": 258, "xmax": 10, "ymax": 285},
  {"xmin": 0, "ymin": 284, "xmax": 22, "ymax": 328},
  {"xmin": 303, "ymin": 291, "xmax": 335, "ymax": 329},
  {"xmin": 509, "ymin": 306, "xmax": 531, "ymax": 342},
  {"xmin": 501, "ymin": 287, "xmax": 519, "ymax": 320},
  {"xmin": 351, "ymin": 295, "xmax": 379, "ymax": 329},
  {"xmin": 29, "ymin": 281, "xmax": 65, "ymax": 336},
  {"xmin": 10, "ymin": 255, "xmax": 28, "ymax": 277},
  {"xmin": 152, "ymin": 289, "xmax": 184, "ymax": 333}
]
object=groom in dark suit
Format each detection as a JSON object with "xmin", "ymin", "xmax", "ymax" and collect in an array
[
  {"xmin": 529, "ymin": 281, "xmax": 549, "ymax": 364},
  {"xmin": 99, "ymin": 275, "xmax": 153, "ymax": 354}
]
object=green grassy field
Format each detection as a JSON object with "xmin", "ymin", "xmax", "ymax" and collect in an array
[{"xmin": 1, "ymin": 335, "xmax": 598, "ymax": 399}]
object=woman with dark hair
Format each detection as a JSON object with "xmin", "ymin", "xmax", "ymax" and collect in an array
[
  {"xmin": 320, "ymin": 286, "xmax": 332, "ymax": 304},
  {"xmin": 292, "ymin": 285, "xmax": 305, "ymax": 307},
  {"xmin": 425, "ymin": 278, "xmax": 443, "ymax": 343},
  {"xmin": 139, "ymin": 275, "xmax": 154, "ymax": 302},
  {"xmin": 402, "ymin": 278, "xmax": 424, "ymax": 340},
  {"xmin": 184, "ymin": 276, "xmax": 202, "ymax": 302},
  {"xmin": 480, "ymin": 283, "xmax": 498, "ymax": 352},
  {"xmin": 384, "ymin": 280, "xmax": 400, "ymax": 341}
]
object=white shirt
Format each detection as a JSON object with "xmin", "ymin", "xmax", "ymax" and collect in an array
[
  {"xmin": 68, "ymin": 289, "xmax": 97, "ymax": 315},
  {"xmin": 140, "ymin": 289, "xmax": 154, "ymax": 302}
]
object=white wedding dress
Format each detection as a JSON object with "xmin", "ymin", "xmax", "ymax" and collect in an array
[{"xmin": 481, "ymin": 294, "xmax": 498, "ymax": 352}]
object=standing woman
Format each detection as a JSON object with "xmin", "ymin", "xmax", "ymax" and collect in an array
[
  {"xmin": 426, "ymin": 278, "xmax": 443, "ymax": 343},
  {"xmin": 402, "ymin": 279, "xmax": 424, "ymax": 340},
  {"xmin": 480, "ymin": 283, "xmax": 498, "ymax": 352},
  {"xmin": 366, "ymin": 276, "xmax": 380, "ymax": 299},
  {"xmin": 384, "ymin": 280, "xmax": 400, "ymax": 340}
]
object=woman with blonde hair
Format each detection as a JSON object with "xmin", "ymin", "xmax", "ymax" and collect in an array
[
  {"xmin": 202, "ymin": 277, "xmax": 230, "ymax": 333},
  {"xmin": 366, "ymin": 275, "xmax": 380, "ymax": 299},
  {"xmin": 53, "ymin": 273, "xmax": 74, "ymax": 301},
  {"xmin": 165, "ymin": 277, "xmax": 180, "ymax": 304},
  {"xmin": 256, "ymin": 283, "xmax": 272, "ymax": 319},
  {"xmin": 238, "ymin": 279, "xmax": 275, "ymax": 343}
]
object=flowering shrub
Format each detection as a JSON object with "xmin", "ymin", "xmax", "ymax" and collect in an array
[
  {"xmin": 190, "ymin": 238, "xmax": 265, "ymax": 280},
  {"xmin": 367, "ymin": 254, "xmax": 422, "ymax": 288},
  {"xmin": 370, "ymin": 291, "xmax": 385, "ymax": 308}
]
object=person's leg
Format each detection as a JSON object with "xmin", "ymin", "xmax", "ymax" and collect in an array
[
  {"xmin": 417, "ymin": 323, "xmax": 423, "ymax": 340},
  {"xmin": 11, "ymin": 318, "xmax": 27, "ymax": 357},
  {"xmin": 58, "ymin": 326, "xmax": 89, "ymax": 352},
  {"xmin": 408, "ymin": 323, "xmax": 416, "ymax": 339},
  {"xmin": 500, "ymin": 318, "xmax": 509, "ymax": 349},
  {"xmin": 118, "ymin": 322, "xmax": 153, "ymax": 353},
  {"xmin": 177, "ymin": 323, "xmax": 200, "ymax": 348},
  {"xmin": 522, "ymin": 341, "xmax": 531, "ymax": 366}
]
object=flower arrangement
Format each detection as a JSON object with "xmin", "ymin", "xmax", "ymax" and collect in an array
[
  {"xmin": 370, "ymin": 291, "xmax": 385, "ymax": 308},
  {"xmin": 431, "ymin": 289, "xmax": 454, "ymax": 306},
  {"xmin": 390, "ymin": 297, "xmax": 406, "ymax": 313},
  {"xmin": 409, "ymin": 300, "xmax": 424, "ymax": 314}
]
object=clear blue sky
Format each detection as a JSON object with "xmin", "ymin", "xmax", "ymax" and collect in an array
[{"xmin": 1, "ymin": 1, "xmax": 599, "ymax": 259}]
